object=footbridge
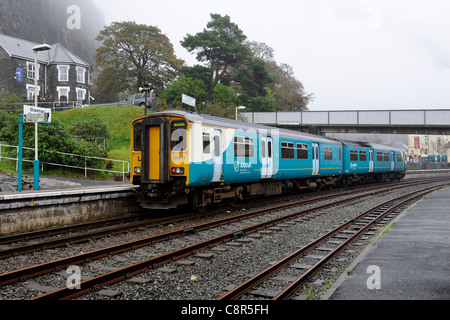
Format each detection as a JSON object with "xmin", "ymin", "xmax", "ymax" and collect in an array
[{"xmin": 242, "ymin": 109, "xmax": 450, "ymax": 135}]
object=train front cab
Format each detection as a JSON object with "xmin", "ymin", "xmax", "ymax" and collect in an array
[{"xmin": 131, "ymin": 114, "xmax": 189, "ymax": 209}]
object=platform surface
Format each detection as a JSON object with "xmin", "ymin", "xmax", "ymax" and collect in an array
[{"xmin": 327, "ymin": 186, "xmax": 450, "ymax": 300}]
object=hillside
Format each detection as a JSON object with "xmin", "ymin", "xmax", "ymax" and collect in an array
[
  {"xmin": 54, "ymin": 105, "xmax": 145, "ymax": 162},
  {"xmin": 0, "ymin": 0, "xmax": 105, "ymax": 65}
]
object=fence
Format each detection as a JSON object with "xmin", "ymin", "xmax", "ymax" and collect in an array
[
  {"xmin": 0, "ymin": 101, "xmax": 81, "ymax": 113},
  {"xmin": 0, "ymin": 143, "xmax": 130, "ymax": 182}
]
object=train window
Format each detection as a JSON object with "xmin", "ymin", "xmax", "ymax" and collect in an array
[
  {"xmin": 171, "ymin": 120, "xmax": 187, "ymax": 151},
  {"xmin": 396, "ymin": 153, "xmax": 402, "ymax": 162},
  {"xmin": 281, "ymin": 142, "xmax": 295, "ymax": 159},
  {"xmin": 296, "ymin": 144, "xmax": 308, "ymax": 160},
  {"xmin": 359, "ymin": 150, "xmax": 367, "ymax": 161},
  {"xmin": 350, "ymin": 149, "xmax": 358, "ymax": 161},
  {"xmin": 262, "ymin": 141, "xmax": 266, "ymax": 158},
  {"xmin": 214, "ymin": 135, "xmax": 220, "ymax": 157},
  {"xmin": 377, "ymin": 152, "xmax": 383, "ymax": 161},
  {"xmin": 384, "ymin": 152, "xmax": 390, "ymax": 162},
  {"xmin": 203, "ymin": 133, "xmax": 210, "ymax": 154},
  {"xmin": 234, "ymin": 136, "xmax": 254, "ymax": 158},
  {"xmin": 268, "ymin": 141, "xmax": 272, "ymax": 158},
  {"xmin": 133, "ymin": 123, "xmax": 142, "ymax": 151},
  {"xmin": 324, "ymin": 147, "xmax": 333, "ymax": 161}
]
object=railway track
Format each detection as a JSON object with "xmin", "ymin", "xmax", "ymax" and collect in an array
[
  {"xmin": 217, "ymin": 185, "xmax": 441, "ymax": 300},
  {"xmin": 0, "ymin": 178, "xmax": 446, "ymax": 300},
  {"xmin": 0, "ymin": 177, "xmax": 439, "ymax": 259}
]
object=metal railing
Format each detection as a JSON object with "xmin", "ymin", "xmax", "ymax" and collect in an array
[
  {"xmin": 242, "ymin": 109, "xmax": 450, "ymax": 126},
  {"xmin": 0, "ymin": 143, "xmax": 130, "ymax": 182},
  {"xmin": 0, "ymin": 101, "xmax": 81, "ymax": 113}
]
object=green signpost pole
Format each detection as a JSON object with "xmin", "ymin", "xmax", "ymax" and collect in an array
[{"xmin": 18, "ymin": 115, "xmax": 23, "ymax": 192}]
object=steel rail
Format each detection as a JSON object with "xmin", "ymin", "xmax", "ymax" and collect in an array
[
  {"xmin": 29, "ymin": 184, "xmax": 414, "ymax": 300},
  {"xmin": 0, "ymin": 178, "xmax": 439, "ymax": 259},
  {"xmin": 0, "ymin": 180, "xmax": 401, "ymax": 263},
  {"xmin": 0, "ymin": 180, "xmax": 443, "ymax": 296},
  {"xmin": 0, "ymin": 214, "xmax": 149, "ymax": 245},
  {"xmin": 0, "ymin": 185, "xmax": 359, "ymax": 287},
  {"xmin": 0, "ymin": 212, "xmax": 200, "ymax": 259},
  {"xmin": 217, "ymin": 184, "xmax": 444, "ymax": 300},
  {"xmin": 272, "ymin": 186, "xmax": 441, "ymax": 300}
]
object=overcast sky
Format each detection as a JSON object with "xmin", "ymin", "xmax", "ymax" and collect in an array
[{"xmin": 92, "ymin": 0, "xmax": 450, "ymax": 111}]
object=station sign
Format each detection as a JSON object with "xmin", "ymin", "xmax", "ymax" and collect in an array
[
  {"xmin": 182, "ymin": 94, "xmax": 196, "ymax": 108},
  {"xmin": 24, "ymin": 113, "xmax": 49, "ymax": 123},
  {"xmin": 23, "ymin": 105, "xmax": 52, "ymax": 124}
]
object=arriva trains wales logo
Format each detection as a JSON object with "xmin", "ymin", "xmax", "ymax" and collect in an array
[{"xmin": 234, "ymin": 161, "xmax": 252, "ymax": 172}]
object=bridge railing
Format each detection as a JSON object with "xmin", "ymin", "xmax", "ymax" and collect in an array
[{"xmin": 242, "ymin": 109, "xmax": 450, "ymax": 126}]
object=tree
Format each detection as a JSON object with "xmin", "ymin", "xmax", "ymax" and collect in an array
[
  {"xmin": 266, "ymin": 62, "xmax": 313, "ymax": 111},
  {"xmin": 234, "ymin": 57, "xmax": 275, "ymax": 111},
  {"xmin": 95, "ymin": 21, "xmax": 183, "ymax": 101},
  {"xmin": 160, "ymin": 75, "xmax": 207, "ymax": 112},
  {"xmin": 247, "ymin": 41, "xmax": 313, "ymax": 111},
  {"xmin": 181, "ymin": 13, "xmax": 252, "ymax": 102}
]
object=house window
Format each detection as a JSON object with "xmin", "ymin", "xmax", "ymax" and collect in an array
[
  {"xmin": 77, "ymin": 67, "xmax": 86, "ymax": 83},
  {"xmin": 26, "ymin": 62, "xmax": 39, "ymax": 80},
  {"xmin": 58, "ymin": 65, "xmax": 70, "ymax": 82},
  {"xmin": 76, "ymin": 88, "xmax": 86, "ymax": 103},
  {"xmin": 57, "ymin": 86, "xmax": 70, "ymax": 100},
  {"xmin": 26, "ymin": 84, "xmax": 40, "ymax": 100}
]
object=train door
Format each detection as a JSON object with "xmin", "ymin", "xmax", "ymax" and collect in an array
[
  {"xmin": 390, "ymin": 151, "xmax": 395, "ymax": 171},
  {"xmin": 141, "ymin": 116, "xmax": 168, "ymax": 184},
  {"xmin": 261, "ymin": 136, "xmax": 273, "ymax": 178},
  {"xmin": 212, "ymin": 129, "xmax": 223, "ymax": 182},
  {"xmin": 312, "ymin": 143, "xmax": 320, "ymax": 175},
  {"xmin": 369, "ymin": 149, "xmax": 374, "ymax": 173},
  {"xmin": 148, "ymin": 126, "xmax": 161, "ymax": 181}
]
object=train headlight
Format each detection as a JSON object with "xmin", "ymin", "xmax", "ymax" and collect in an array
[
  {"xmin": 171, "ymin": 167, "xmax": 184, "ymax": 175},
  {"xmin": 134, "ymin": 167, "xmax": 141, "ymax": 174}
]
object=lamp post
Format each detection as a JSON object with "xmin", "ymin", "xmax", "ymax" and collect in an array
[
  {"xmin": 236, "ymin": 106, "xmax": 246, "ymax": 120},
  {"xmin": 32, "ymin": 44, "xmax": 51, "ymax": 191},
  {"xmin": 139, "ymin": 84, "xmax": 152, "ymax": 116}
]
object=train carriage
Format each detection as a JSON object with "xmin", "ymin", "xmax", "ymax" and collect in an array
[
  {"xmin": 340, "ymin": 140, "xmax": 372, "ymax": 184},
  {"xmin": 131, "ymin": 111, "xmax": 406, "ymax": 210}
]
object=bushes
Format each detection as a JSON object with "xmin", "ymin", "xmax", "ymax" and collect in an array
[{"xmin": 0, "ymin": 113, "xmax": 109, "ymax": 170}]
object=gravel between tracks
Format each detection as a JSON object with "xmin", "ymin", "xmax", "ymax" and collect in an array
[{"xmin": 0, "ymin": 181, "xmax": 445, "ymax": 300}]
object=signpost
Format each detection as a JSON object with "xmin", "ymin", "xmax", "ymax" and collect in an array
[
  {"xmin": 23, "ymin": 105, "xmax": 52, "ymax": 124},
  {"xmin": 24, "ymin": 113, "xmax": 49, "ymax": 123},
  {"xmin": 182, "ymin": 94, "xmax": 196, "ymax": 109},
  {"xmin": 18, "ymin": 105, "xmax": 52, "ymax": 191}
]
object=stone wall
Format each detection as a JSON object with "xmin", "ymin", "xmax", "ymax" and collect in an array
[{"xmin": 0, "ymin": 187, "xmax": 140, "ymax": 235}]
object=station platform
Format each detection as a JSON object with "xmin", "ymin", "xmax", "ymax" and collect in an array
[
  {"xmin": 0, "ymin": 175, "xmax": 139, "ymax": 236},
  {"xmin": 326, "ymin": 186, "xmax": 450, "ymax": 300}
]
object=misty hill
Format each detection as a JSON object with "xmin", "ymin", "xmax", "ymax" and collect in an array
[{"xmin": 0, "ymin": 0, "xmax": 105, "ymax": 66}]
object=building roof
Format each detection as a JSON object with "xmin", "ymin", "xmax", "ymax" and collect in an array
[{"xmin": 0, "ymin": 33, "xmax": 91, "ymax": 69}]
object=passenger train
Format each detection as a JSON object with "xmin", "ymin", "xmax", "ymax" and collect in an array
[{"xmin": 130, "ymin": 111, "xmax": 407, "ymax": 210}]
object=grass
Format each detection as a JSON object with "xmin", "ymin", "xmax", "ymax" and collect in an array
[
  {"xmin": 54, "ymin": 105, "xmax": 146, "ymax": 158},
  {"xmin": 0, "ymin": 105, "xmax": 146, "ymax": 180},
  {"xmin": 54, "ymin": 105, "xmax": 146, "ymax": 179}
]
